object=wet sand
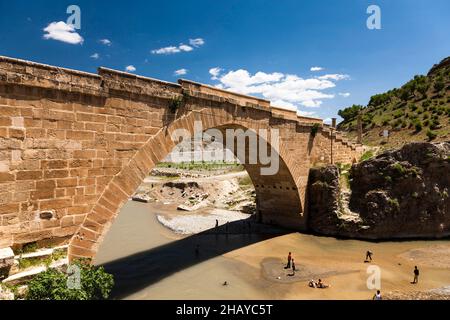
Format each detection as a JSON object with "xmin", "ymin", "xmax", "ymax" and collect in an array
[{"xmin": 95, "ymin": 201, "xmax": 450, "ymax": 300}]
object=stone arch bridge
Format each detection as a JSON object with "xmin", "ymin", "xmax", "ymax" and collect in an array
[{"xmin": 0, "ymin": 57, "xmax": 362, "ymax": 261}]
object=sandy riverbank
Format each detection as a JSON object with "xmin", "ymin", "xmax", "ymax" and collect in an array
[{"xmin": 95, "ymin": 200, "xmax": 450, "ymax": 300}]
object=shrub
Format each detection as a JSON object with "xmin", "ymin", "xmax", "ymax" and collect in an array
[
  {"xmin": 392, "ymin": 163, "xmax": 406, "ymax": 175},
  {"xmin": 393, "ymin": 110, "xmax": 403, "ymax": 119},
  {"xmin": 426, "ymin": 130, "xmax": 437, "ymax": 141},
  {"xmin": 381, "ymin": 117, "xmax": 390, "ymax": 126},
  {"xmin": 310, "ymin": 123, "xmax": 320, "ymax": 137},
  {"xmin": 430, "ymin": 119, "xmax": 440, "ymax": 130},
  {"xmin": 414, "ymin": 121, "xmax": 423, "ymax": 132},
  {"xmin": 360, "ymin": 150, "xmax": 374, "ymax": 162},
  {"xmin": 434, "ymin": 80, "xmax": 445, "ymax": 92},
  {"xmin": 417, "ymin": 83, "xmax": 429, "ymax": 98},
  {"xmin": 26, "ymin": 260, "xmax": 114, "ymax": 300},
  {"xmin": 388, "ymin": 198, "xmax": 400, "ymax": 210},
  {"xmin": 169, "ymin": 97, "xmax": 184, "ymax": 113}
]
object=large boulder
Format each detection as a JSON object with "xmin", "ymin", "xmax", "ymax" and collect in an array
[{"xmin": 307, "ymin": 142, "xmax": 450, "ymax": 239}]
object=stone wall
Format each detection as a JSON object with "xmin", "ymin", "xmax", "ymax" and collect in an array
[{"xmin": 0, "ymin": 56, "xmax": 362, "ymax": 259}]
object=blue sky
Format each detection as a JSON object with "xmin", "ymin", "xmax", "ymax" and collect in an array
[{"xmin": 0, "ymin": 0, "xmax": 449, "ymax": 121}]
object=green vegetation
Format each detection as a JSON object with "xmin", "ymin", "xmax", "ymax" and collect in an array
[
  {"xmin": 18, "ymin": 249, "xmax": 67, "ymax": 270},
  {"xmin": 360, "ymin": 150, "xmax": 375, "ymax": 162},
  {"xmin": 14, "ymin": 242, "xmax": 39, "ymax": 255},
  {"xmin": 414, "ymin": 120, "xmax": 423, "ymax": 132},
  {"xmin": 237, "ymin": 175, "xmax": 253, "ymax": 187},
  {"xmin": 336, "ymin": 163, "xmax": 351, "ymax": 189},
  {"xmin": 157, "ymin": 161, "xmax": 243, "ymax": 171},
  {"xmin": 310, "ymin": 123, "xmax": 320, "ymax": 137},
  {"xmin": 336, "ymin": 57, "xmax": 449, "ymax": 148},
  {"xmin": 388, "ymin": 198, "xmax": 400, "ymax": 211},
  {"xmin": 168, "ymin": 96, "xmax": 184, "ymax": 113},
  {"xmin": 26, "ymin": 260, "xmax": 114, "ymax": 300},
  {"xmin": 337, "ymin": 104, "xmax": 362, "ymax": 122},
  {"xmin": 390, "ymin": 162, "xmax": 420, "ymax": 178},
  {"xmin": 426, "ymin": 129, "xmax": 438, "ymax": 141}
]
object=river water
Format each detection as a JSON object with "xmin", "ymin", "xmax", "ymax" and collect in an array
[{"xmin": 95, "ymin": 201, "xmax": 450, "ymax": 300}]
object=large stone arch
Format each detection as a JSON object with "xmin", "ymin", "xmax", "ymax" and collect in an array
[{"xmin": 68, "ymin": 106, "xmax": 303, "ymax": 261}]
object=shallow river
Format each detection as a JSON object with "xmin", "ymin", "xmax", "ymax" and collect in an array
[{"xmin": 94, "ymin": 201, "xmax": 450, "ymax": 300}]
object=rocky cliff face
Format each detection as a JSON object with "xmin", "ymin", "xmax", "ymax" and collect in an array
[{"xmin": 307, "ymin": 142, "xmax": 450, "ymax": 239}]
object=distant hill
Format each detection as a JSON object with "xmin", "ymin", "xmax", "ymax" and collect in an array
[{"xmin": 338, "ymin": 56, "xmax": 450, "ymax": 150}]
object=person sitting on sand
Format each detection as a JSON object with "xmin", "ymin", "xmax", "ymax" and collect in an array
[
  {"xmin": 373, "ymin": 290, "xmax": 382, "ymax": 300},
  {"xmin": 308, "ymin": 279, "xmax": 317, "ymax": 288},
  {"xmin": 317, "ymin": 279, "xmax": 330, "ymax": 288}
]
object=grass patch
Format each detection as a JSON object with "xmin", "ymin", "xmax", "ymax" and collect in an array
[
  {"xmin": 238, "ymin": 175, "xmax": 253, "ymax": 187},
  {"xmin": 360, "ymin": 150, "xmax": 375, "ymax": 162}
]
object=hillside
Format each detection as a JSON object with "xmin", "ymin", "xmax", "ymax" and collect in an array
[{"xmin": 338, "ymin": 56, "xmax": 450, "ymax": 150}]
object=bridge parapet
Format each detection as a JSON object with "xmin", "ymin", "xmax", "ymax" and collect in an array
[{"xmin": 179, "ymin": 79, "xmax": 270, "ymax": 109}]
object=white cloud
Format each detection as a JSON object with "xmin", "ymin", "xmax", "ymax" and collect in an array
[
  {"xmin": 174, "ymin": 68, "xmax": 188, "ymax": 76},
  {"xmin": 209, "ymin": 67, "xmax": 223, "ymax": 80},
  {"xmin": 152, "ymin": 46, "xmax": 180, "ymax": 54},
  {"xmin": 298, "ymin": 110, "xmax": 317, "ymax": 117},
  {"xmin": 272, "ymin": 100, "xmax": 297, "ymax": 111},
  {"xmin": 318, "ymin": 74, "xmax": 350, "ymax": 81},
  {"xmin": 310, "ymin": 66, "xmax": 323, "ymax": 72},
  {"xmin": 212, "ymin": 68, "xmax": 349, "ymax": 110},
  {"xmin": 339, "ymin": 92, "xmax": 351, "ymax": 97},
  {"xmin": 125, "ymin": 65, "xmax": 136, "ymax": 72},
  {"xmin": 100, "ymin": 39, "xmax": 112, "ymax": 46},
  {"xmin": 152, "ymin": 38, "xmax": 204, "ymax": 55},
  {"xmin": 179, "ymin": 44, "xmax": 193, "ymax": 52},
  {"xmin": 43, "ymin": 21, "xmax": 84, "ymax": 45},
  {"xmin": 189, "ymin": 38, "xmax": 205, "ymax": 47},
  {"xmin": 323, "ymin": 117, "xmax": 332, "ymax": 124},
  {"xmin": 90, "ymin": 53, "xmax": 99, "ymax": 59},
  {"xmin": 152, "ymin": 44, "xmax": 193, "ymax": 54}
]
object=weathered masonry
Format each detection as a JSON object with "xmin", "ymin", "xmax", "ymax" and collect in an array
[{"xmin": 0, "ymin": 56, "xmax": 363, "ymax": 261}]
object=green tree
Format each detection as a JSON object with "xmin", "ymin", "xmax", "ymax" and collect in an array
[
  {"xmin": 417, "ymin": 83, "xmax": 429, "ymax": 98},
  {"xmin": 434, "ymin": 80, "xmax": 445, "ymax": 92},
  {"xmin": 338, "ymin": 105, "xmax": 363, "ymax": 122}
]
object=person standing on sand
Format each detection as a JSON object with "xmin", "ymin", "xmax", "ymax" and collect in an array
[
  {"xmin": 365, "ymin": 250, "xmax": 373, "ymax": 262},
  {"xmin": 285, "ymin": 252, "xmax": 292, "ymax": 269},
  {"xmin": 373, "ymin": 290, "xmax": 382, "ymax": 300},
  {"xmin": 412, "ymin": 266, "xmax": 420, "ymax": 284}
]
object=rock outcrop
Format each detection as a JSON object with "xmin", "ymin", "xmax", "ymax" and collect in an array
[{"xmin": 307, "ymin": 142, "xmax": 450, "ymax": 239}]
